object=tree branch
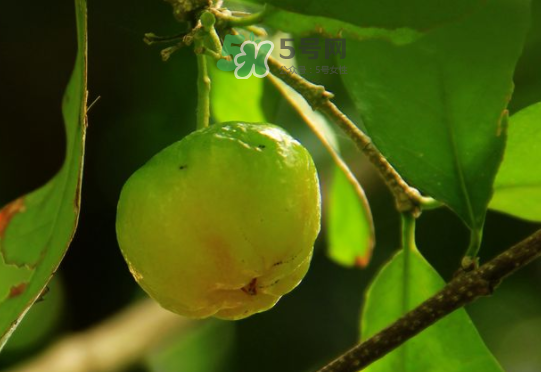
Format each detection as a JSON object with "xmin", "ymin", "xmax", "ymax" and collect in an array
[
  {"xmin": 316, "ymin": 228, "xmax": 541, "ymax": 372},
  {"xmin": 4, "ymin": 233, "xmax": 540, "ymax": 372},
  {"xmin": 2, "ymin": 300, "xmax": 194, "ymax": 372},
  {"xmin": 266, "ymin": 57, "xmax": 433, "ymax": 216}
]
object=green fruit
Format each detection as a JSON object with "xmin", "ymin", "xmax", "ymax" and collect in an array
[{"xmin": 116, "ymin": 122, "xmax": 321, "ymax": 320}]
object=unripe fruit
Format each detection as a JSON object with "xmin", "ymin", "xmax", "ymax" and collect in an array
[{"xmin": 116, "ymin": 122, "xmax": 321, "ymax": 320}]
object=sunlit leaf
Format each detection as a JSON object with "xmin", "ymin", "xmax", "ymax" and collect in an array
[
  {"xmin": 362, "ymin": 247, "xmax": 503, "ymax": 372},
  {"xmin": 209, "ymin": 58, "xmax": 266, "ymax": 123},
  {"xmin": 0, "ymin": 0, "xmax": 87, "ymax": 350},
  {"xmin": 490, "ymin": 102, "xmax": 541, "ymax": 221},
  {"xmin": 327, "ymin": 166, "xmax": 374, "ymax": 267}
]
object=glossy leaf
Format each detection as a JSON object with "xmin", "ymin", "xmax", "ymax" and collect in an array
[
  {"xmin": 327, "ymin": 166, "xmax": 374, "ymax": 267},
  {"xmin": 241, "ymin": 0, "xmax": 482, "ymax": 31},
  {"xmin": 209, "ymin": 58, "xmax": 266, "ymax": 123},
  {"xmin": 0, "ymin": 0, "xmax": 87, "ymax": 350},
  {"xmin": 261, "ymin": 5, "xmax": 422, "ymax": 45},
  {"xmin": 490, "ymin": 102, "xmax": 541, "ymax": 221},
  {"xmin": 341, "ymin": 0, "xmax": 529, "ymax": 230},
  {"xmin": 362, "ymin": 247, "xmax": 503, "ymax": 372}
]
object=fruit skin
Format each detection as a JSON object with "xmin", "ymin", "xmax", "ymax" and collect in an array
[{"xmin": 116, "ymin": 122, "xmax": 321, "ymax": 320}]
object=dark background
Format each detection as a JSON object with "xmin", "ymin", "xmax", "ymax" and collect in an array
[{"xmin": 0, "ymin": 1, "xmax": 540, "ymax": 371}]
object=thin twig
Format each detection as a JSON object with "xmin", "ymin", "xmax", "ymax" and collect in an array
[
  {"xmin": 144, "ymin": 32, "xmax": 186, "ymax": 45},
  {"xmin": 316, "ymin": 228, "xmax": 541, "ymax": 372},
  {"xmin": 266, "ymin": 57, "xmax": 431, "ymax": 215},
  {"xmin": 215, "ymin": 7, "xmax": 267, "ymax": 28},
  {"xmin": 207, "ymin": 27, "xmax": 223, "ymax": 54},
  {"xmin": 195, "ymin": 40, "xmax": 211, "ymax": 129}
]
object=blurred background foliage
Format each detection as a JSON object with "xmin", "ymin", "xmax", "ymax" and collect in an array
[{"xmin": 0, "ymin": 0, "xmax": 540, "ymax": 371}]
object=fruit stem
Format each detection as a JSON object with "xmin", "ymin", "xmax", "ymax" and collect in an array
[{"xmin": 195, "ymin": 39, "xmax": 211, "ymax": 129}]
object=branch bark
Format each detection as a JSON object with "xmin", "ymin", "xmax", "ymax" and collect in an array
[
  {"xmin": 4, "ymin": 233, "xmax": 540, "ymax": 372},
  {"xmin": 2, "ymin": 300, "xmax": 193, "ymax": 372},
  {"xmin": 316, "ymin": 228, "xmax": 541, "ymax": 372}
]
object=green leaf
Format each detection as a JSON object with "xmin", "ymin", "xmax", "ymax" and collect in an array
[
  {"xmin": 240, "ymin": 0, "xmax": 481, "ymax": 31},
  {"xmin": 0, "ymin": 0, "xmax": 87, "ymax": 350},
  {"xmin": 341, "ymin": 0, "xmax": 530, "ymax": 230},
  {"xmin": 209, "ymin": 59, "xmax": 266, "ymax": 123},
  {"xmin": 327, "ymin": 166, "xmax": 374, "ymax": 267},
  {"xmin": 2, "ymin": 277, "xmax": 64, "ymax": 353},
  {"xmin": 146, "ymin": 321, "xmax": 235, "ymax": 372},
  {"xmin": 490, "ymin": 102, "xmax": 541, "ymax": 221},
  {"xmin": 260, "ymin": 5, "xmax": 422, "ymax": 45},
  {"xmin": 362, "ymin": 247, "xmax": 504, "ymax": 372}
]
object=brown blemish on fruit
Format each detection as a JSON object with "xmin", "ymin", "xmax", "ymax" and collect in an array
[
  {"xmin": 179, "ymin": 165, "xmax": 188, "ymax": 170},
  {"xmin": 258, "ymin": 279, "xmax": 280, "ymax": 289},
  {"xmin": 241, "ymin": 278, "xmax": 258, "ymax": 296},
  {"xmin": 0, "ymin": 198, "xmax": 26, "ymax": 239},
  {"xmin": 8, "ymin": 283, "xmax": 27, "ymax": 299},
  {"xmin": 273, "ymin": 251, "xmax": 300, "ymax": 267}
]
